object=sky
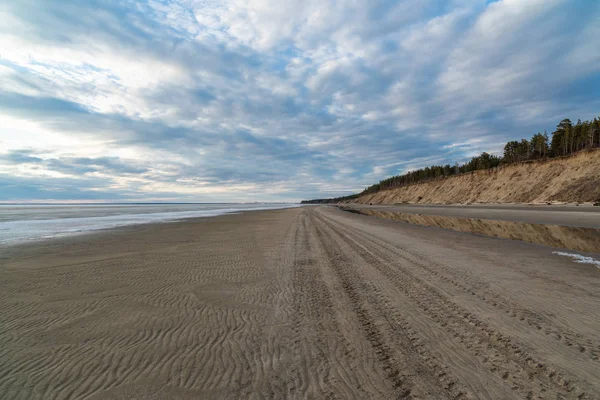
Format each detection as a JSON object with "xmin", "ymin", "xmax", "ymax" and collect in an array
[{"xmin": 1, "ymin": 0, "xmax": 599, "ymax": 203}]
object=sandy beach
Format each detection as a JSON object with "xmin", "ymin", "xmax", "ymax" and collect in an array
[{"xmin": 1, "ymin": 206, "xmax": 599, "ymax": 399}]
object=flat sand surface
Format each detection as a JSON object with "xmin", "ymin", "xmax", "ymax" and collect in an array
[
  {"xmin": 347, "ymin": 203, "xmax": 600, "ymax": 228},
  {"xmin": 1, "ymin": 206, "xmax": 599, "ymax": 399}
]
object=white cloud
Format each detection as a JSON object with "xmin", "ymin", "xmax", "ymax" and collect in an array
[
  {"xmin": 0, "ymin": 115, "xmax": 108, "ymax": 157},
  {"xmin": 0, "ymin": 0, "xmax": 599, "ymax": 201}
]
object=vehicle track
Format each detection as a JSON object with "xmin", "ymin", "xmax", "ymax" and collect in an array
[
  {"xmin": 312, "ymin": 215, "xmax": 468, "ymax": 399},
  {"xmin": 312, "ymin": 207, "xmax": 598, "ymax": 398},
  {"xmin": 331, "ymin": 209, "xmax": 600, "ymax": 360},
  {"xmin": 1, "ymin": 207, "xmax": 598, "ymax": 399}
]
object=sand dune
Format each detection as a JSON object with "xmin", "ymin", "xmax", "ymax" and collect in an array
[{"xmin": 1, "ymin": 207, "xmax": 599, "ymax": 399}]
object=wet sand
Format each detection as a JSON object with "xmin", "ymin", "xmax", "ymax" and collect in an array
[
  {"xmin": 1, "ymin": 206, "xmax": 599, "ymax": 399},
  {"xmin": 346, "ymin": 203, "xmax": 600, "ymax": 228},
  {"xmin": 345, "ymin": 207, "xmax": 600, "ymax": 252}
]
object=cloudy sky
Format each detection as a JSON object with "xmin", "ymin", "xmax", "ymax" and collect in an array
[{"xmin": 1, "ymin": 0, "xmax": 599, "ymax": 202}]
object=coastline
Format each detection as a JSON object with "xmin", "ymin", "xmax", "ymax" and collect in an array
[{"xmin": 0, "ymin": 203, "xmax": 302, "ymax": 249}]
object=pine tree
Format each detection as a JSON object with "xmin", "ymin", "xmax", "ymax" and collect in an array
[{"xmin": 531, "ymin": 133, "xmax": 548, "ymax": 158}]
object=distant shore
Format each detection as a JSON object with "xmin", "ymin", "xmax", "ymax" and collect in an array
[{"xmin": 0, "ymin": 203, "xmax": 301, "ymax": 247}]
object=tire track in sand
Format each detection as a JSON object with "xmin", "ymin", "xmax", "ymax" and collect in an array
[
  {"xmin": 315, "ymin": 208, "xmax": 595, "ymax": 399},
  {"xmin": 333, "ymin": 209, "xmax": 600, "ymax": 363},
  {"xmin": 309, "ymin": 209, "xmax": 468, "ymax": 399}
]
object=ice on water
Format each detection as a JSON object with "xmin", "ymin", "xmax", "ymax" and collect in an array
[{"xmin": 0, "ymin": 203, "xmax": 300, "ymax": 246}]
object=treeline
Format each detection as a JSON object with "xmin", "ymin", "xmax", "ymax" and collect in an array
[{"xmin": 301, "ymin": 117, "xmax": 600, "ymax": 204}]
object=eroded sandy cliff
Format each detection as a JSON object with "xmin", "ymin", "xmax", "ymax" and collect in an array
[{"xmin": 351, "ymin": 149, "xmax": 600, "ymax": 205}]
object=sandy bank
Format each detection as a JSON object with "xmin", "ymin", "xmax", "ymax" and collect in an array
[{"xmin": 352, "ymin": 148, "xmax": 600, "ymax": 205}]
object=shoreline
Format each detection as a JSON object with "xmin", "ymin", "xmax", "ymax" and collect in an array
[
  {"xmin": 0, "ymin": 204, "xmax": 302, "ymax": 249},
  {"xmin": 0, "ymin": 207, "xmax": 297, "ymax": 259}
]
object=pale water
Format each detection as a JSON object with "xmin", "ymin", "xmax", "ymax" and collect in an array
[{"xmin": 0, "ymin": 203, "xmax": 301, "ymax": 246}]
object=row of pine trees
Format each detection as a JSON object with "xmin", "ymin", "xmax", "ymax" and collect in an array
[{"xmin": 302, "ymin": 117, "xmax": 600, "ymax": 204}]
